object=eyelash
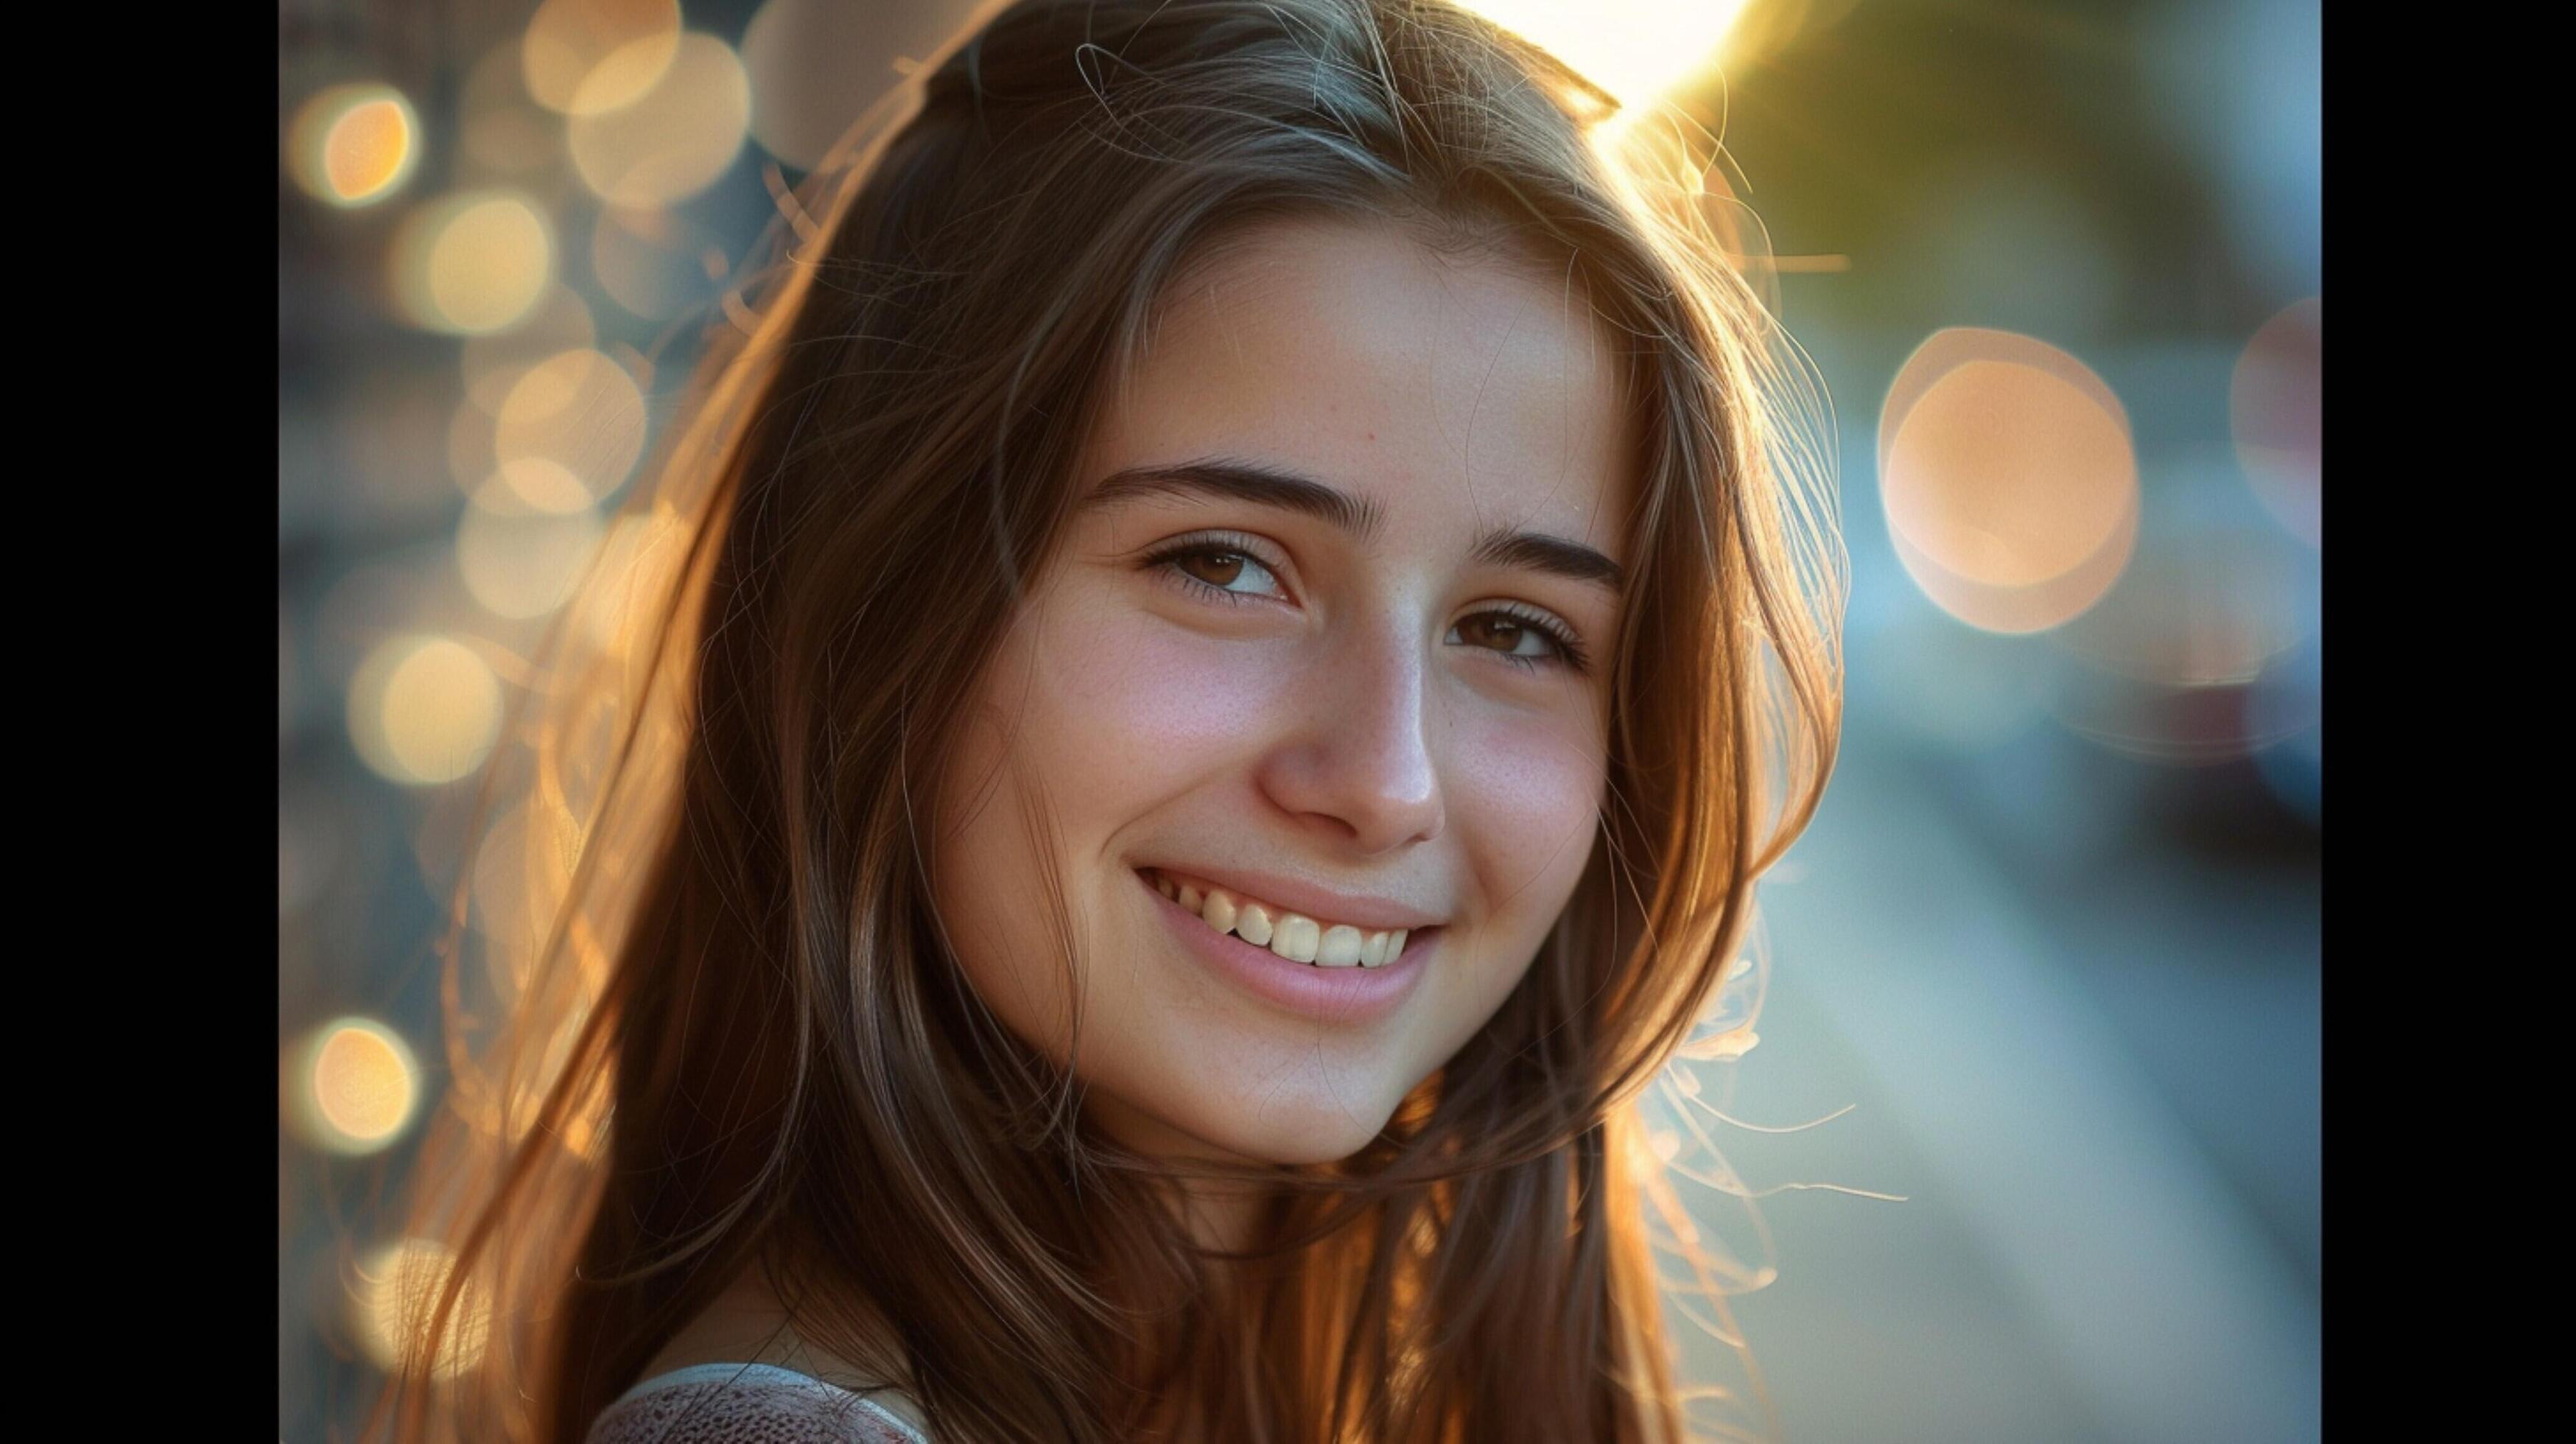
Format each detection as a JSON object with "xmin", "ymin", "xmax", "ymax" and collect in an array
[{"xmin": 1138, "ymin": 533, "xmax": 1593, "ymax": 676}]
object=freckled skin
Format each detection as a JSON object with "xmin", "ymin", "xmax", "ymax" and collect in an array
[{"xmin": 931, "ymin": 216, "xmax": 1629, "ymax": 1168}]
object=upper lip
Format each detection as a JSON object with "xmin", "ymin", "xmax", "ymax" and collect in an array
[{"xmin": 1140, "ymin": 862, "xmax": 1447, "ymax": 931}]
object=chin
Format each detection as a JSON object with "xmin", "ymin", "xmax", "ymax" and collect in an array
[
  {"xmin": 1096, "ymin": 1072, "xmax": 1403, "ymax": 1168},
  {"xmin": 1219, "ymin": 1107, "xmax": 1392, "ymax": 1168}
]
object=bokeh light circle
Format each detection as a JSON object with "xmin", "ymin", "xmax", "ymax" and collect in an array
[
  {"xmin": 2231, "ymin": 297, "xmax": 2321, "ymax": 547},
  {"xmin": 282, "ymin": 1017, "xmax": 421, "ymax": 1155},
  {"xmin": 457, "ymin": 477, "xmax": 606, "ymax": 619},
  {"xmin": 460, "ymin": 286, "xmax": 596, "ymax": 414},
  {"xmin": 471, "ymin": 799, "xmax": 583, "ymax": 961},
  {"xmin": 390, "ymin": 191, "xmax": 555, "ymax": 335},
  {"xmin": 567, "ymin": 33, "xmax": 751, "ymax": 209},
  {"xmin": 522, "ymin": 0, "xmax": 682, "ymax": 116},
  {"xmin": 347, "ymin": 635, "xmax": 505, "ymax": 785},
  {"xmin": 2057, "ymin": 528, "xmax": 2311, "ymax": 688},
  {"xmin": 350, "ymin": 1239, "xmax": 491, "ymax": 1378},
  {"xmin": 2047, "ymin": 526, "xmax": 2317, "ymax": 764},
  {"xmin": 589, "ymin": 206, "xmax": 719, "ymax": 320},
  {"xmin": 286, "ymin": 83, "xmax": 421, "ymax": 207},
  {"xmin": 494, "ymin": 348, "xmax": 649, "ymax": 508},
  {"xmin": 1880, "ymin": 328, "xmax": 2139, "ymax": 634}
]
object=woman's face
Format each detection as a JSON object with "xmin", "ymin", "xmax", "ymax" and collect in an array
[{"xmin": 933, "ymin": 215, "xmax": 1629, "ymax": 1166}]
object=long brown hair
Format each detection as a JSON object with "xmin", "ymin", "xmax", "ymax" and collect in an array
[{"xmin": 368, "ymin": 1, "xmax": 1842, "ymax": 1440}]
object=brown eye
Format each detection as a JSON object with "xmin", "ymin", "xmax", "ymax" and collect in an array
[
  {"xmin": 1458, "ymin": 612, "xmax": 1557, "ymax": 658},
  {"xmin": 1177, "ymin": 550, "xmax": 1250, "ymax": 589},
  {"xmin": 1143, "ymin": 539, "xmax": 1288, "ymax": 605},
  {"xmin": 1458, "ymin": 614, "xmax": 1520, "ymax": 651},
  {"xmin": 1448, "ymin": 606, "xmax": 1586, "ymax": 674}
]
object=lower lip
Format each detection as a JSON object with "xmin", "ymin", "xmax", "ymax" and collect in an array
[{"xmin": 1138, "ymin": 869, "xmax": 1439, "ymax": 1026}]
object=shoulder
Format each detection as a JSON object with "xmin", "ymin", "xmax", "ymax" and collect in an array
[{"xmin": 585, "ymin": 1363, "xmax": 932, "ymax": 1444}]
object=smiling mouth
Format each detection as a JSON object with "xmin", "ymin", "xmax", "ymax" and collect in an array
[{"xmin": 1137, "ymin": 866, "xmax": 1433, "ymax": 969}]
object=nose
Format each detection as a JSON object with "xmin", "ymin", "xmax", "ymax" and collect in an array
[{"xmin": 1253, "ymin": 615, "xmax": 1445, "ymax": 854}]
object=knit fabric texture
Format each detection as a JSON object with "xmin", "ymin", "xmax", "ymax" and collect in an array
[{"xmin": 583, "ymin": 1363, "xmax": 931, "ymax": 1444}]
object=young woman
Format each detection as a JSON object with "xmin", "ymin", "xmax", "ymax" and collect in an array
[{"xmin": 371, "ymin": 1, "xmax": 1842, "ymax": 1439}]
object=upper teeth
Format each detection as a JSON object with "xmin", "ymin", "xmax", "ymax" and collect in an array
[{"xmin": 1151, "ymin": 870, "xmax": 1412, "ymax": 969}]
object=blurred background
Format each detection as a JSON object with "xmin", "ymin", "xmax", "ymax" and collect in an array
[{"xmin": 277, "ymin": 1, "xmax": 2320, "ymax": 1440}]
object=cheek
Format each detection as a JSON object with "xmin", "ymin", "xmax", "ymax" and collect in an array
[
  {"xmin": 933, "ymin": 594, "xmax": 1298, "ymax": 1062},
  {"xmin": 934, "ymin": 597, "xmax": 1283, "ymax": 967},
  {"xmin": 1016, "ymin": 594, "xmax": 1296, "ymax": 814},
  {"xmin": 1447, "ymin": 708, "xmax": 1605, "ymax": 923}
]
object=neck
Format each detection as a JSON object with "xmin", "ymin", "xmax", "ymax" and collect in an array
[{"xmin": 1078, "ymin": 1089, "xmax": 1278, "ymax": 1261}]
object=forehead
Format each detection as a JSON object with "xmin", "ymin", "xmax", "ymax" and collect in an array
[{"xmin": 1089, "ymin": 215, "xmax": 1633, "ymax": 554}]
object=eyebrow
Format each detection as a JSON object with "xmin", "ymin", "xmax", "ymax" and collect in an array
[{"xmin": 1081, "ymin": 458, "xmax": 1626, "ymax": 594}]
